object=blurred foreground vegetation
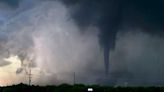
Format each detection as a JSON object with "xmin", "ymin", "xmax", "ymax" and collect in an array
[{"xmin": 0, "ymin": 83, "xmax": 164, "ymax": 92}]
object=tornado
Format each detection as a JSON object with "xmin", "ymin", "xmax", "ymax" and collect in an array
[
  {"xmin": 99, "ymin": 1, "xmax": 123, "ymax": 75},
  {"xmin": 100, "ymin": 30, "xmax": 118, "ymax": 75},
  {"xmin": 60, "ymin": 0, "xmax": 123, "ymax": 75},
  {"xmin": 103, "ymin": 43, "xmax": 110, "ymax": 75}
]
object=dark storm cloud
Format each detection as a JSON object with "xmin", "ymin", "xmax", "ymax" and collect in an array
[
  {"xmin": 0, "ymin": 0, "xmax": 20, "ymax": 7},
  {"xmin": 123, "ymin": 0, "xmax": 164, "ymax": 34},
  {"xmin": 61, "ymin": 0, "xmax": 164, "ymax": 75},
  {"xmin": 62, "ymin": 0, "xmax": 164, "ymax": 33}
]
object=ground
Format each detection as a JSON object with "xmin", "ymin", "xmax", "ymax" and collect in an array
[{"xmin": 0, "ymin": 83, "xmax": 163, "ymax": 92}]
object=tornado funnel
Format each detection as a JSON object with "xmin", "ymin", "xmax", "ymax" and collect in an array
[{"xmin": 104, "ymin": 45, "xmax": 110, "ymax": 75}]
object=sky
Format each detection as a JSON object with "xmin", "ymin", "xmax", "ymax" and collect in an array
[{"xmin": 0, "ymin": 0, "xmax": 163, "ymax": 86}]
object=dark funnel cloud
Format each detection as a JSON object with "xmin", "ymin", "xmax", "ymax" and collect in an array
[{"xmin": 61, "ymin": 0, "xmax": 164, "ymax": 75}]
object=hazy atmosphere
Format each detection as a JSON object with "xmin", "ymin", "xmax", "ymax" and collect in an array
[{"xmin": 0, "ymin": 0, "xmax": 163, "ymax": 86}]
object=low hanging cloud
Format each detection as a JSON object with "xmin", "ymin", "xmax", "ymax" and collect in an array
[{"xmin": 0, "ymin": 0, "xmax": 103, "ymax": 85}]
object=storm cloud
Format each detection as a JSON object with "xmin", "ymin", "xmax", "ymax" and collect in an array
[{"xmin": 0, "ymin": 0, "xmax": 163, "ymax": 86}]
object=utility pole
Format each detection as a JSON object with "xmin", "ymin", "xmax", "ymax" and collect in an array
[
  {"xmin": 28, "ymin": 60, "xmax": 32, "ymax": 86},
  {"xmin": 28, "ymin": 68, "xmax": 32, "ymax": 86}
]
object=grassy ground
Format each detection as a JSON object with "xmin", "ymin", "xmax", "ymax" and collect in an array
[{"xmin": 0, "ymin": 83, "xmax": 164, "ymax": 92}]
